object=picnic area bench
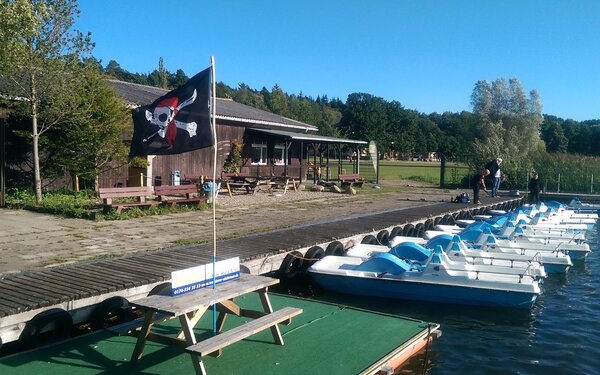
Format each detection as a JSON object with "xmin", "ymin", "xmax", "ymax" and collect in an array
[
  {"xmin": 339, "ymin": 173, "xmax": 366, "ymax": 187},
  {"xmin": 98, "ymin": 186, "xmax": 157, "ymax": 213},
  {"xmin": 154, "ymin": 184, "xmax": 206, "ymax": 207}
]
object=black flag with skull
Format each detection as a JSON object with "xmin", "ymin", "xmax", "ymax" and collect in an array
[{"xmin": 129, "ymin": 67, "xmax": 212, "ymax": 157}]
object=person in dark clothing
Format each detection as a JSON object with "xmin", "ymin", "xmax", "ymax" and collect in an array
[
  {"xmin": 528, "ymin": 172, "xmax": 542, "ymax": 204},
  {"xmin": 471, "ymin": 169, "xmax": 490, "ymax": 204},
  {"xmin": 485, "ymin": 158, "xmax": 503, "ymax": 197}
]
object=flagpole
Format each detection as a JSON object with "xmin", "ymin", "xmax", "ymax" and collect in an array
[{"xmin": 211, "ymin": 56, "xmax": 217, "ymax": 335}]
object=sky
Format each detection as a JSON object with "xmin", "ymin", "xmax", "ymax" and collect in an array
[{"xmin": 76, "ymin": 0, "xmax": 600, "ymax": 121}]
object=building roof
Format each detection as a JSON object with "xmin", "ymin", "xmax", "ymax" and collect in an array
[
  {"xmin": 106, "ymin": 80, "xmax": 318, "ymax": 132},
  {"xmin": 248, "ymin": 128, "xmax": 367, "ymax": 145}
]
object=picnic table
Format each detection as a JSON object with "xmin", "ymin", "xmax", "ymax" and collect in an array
[
  {"xmin": 221, "ymin": 174, "xmax": 260, "ymax": 195},
  {"xmin": 126, "ymin": 274, "xmax": 302, "ymax": 375}
]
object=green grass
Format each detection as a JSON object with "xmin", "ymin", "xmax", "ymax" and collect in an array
[
  {"xmin": 311, "ymin": 159, "xmax": 469, "ymax": 186},
  {"xmin": 365, "ymin": 160, "xmax": 469, "ymax": 186}
]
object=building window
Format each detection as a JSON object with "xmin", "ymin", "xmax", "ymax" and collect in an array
[
  {"xmin": 251, "ymin": 141, "xmax": 267, "ymax": 165},
  {"xmin": 274, "ymin": 143, "xmax": 285, "ymax": 165}
]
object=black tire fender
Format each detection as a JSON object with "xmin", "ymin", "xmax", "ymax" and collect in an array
[
  {"xmin": 390, "ymin": 226, "xmax": 403, "ymax": 239},
  {"xmin": 19, "ymin": 308, "xmax": 72, "ymax": 349},
  {"xmin": 361, "ymin": 235, "xmax": 378, "ymax": 245},
  {"xmin": 376, "ymin": 230, "xmax": 390, "ymax": 246},
  {"xmin": 403, "ymin": 224, "xmax": 415, "ymax": 237},
  {"xmin": 303, "ymin": 246, "xmax": 325, "ymax": 270},
  {"xmin": 89, "ymin": 296, "xmax": 131, "ymax": 331},
  {"xmin": 415, "ymin": 223, "xmax": 425, "ymax": 237},
  {"xmin": 443, "ymin": 214, "xmax": 454, "ymax": 225},
  {"xmin": 279, "ymin": 251, "xmax": 304, "ymax": 280},
  {"xmin": 424, "ymin": 219, "xmax": 434, "ymax": 232},
  {"xmin": 325, "ymin": 241, "xmax": 345, "ymax": 256},
  {"xmin": 148, "ymin": 282, "xmax": 172, "ymax": 296}
]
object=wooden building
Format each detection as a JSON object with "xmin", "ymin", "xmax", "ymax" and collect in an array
[{"xmin": 106, "ymin": 80, "xmax": 367, "ymax": 187}]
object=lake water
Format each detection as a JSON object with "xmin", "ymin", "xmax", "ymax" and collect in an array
[{"xmin": 278, "ymin": 223, "xmax": 600, "ymax": 374}]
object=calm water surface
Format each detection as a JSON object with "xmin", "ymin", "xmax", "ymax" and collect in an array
[{"xmin": 279, "ymin": 224, "xmax": 600, "ymax": 374}]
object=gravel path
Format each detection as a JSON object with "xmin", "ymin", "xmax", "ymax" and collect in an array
[{"xmin": 0, "ymin": 181, "xmax": 464, "ymax": 275}]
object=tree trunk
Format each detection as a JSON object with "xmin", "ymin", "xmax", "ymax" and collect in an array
[{"xmin": 31, "ymin": 73, "xmax": 42, "ymax": 205}]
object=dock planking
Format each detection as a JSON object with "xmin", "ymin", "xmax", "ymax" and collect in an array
[{"xmin": 0, "ymin": 199, "xmax": 522, "ymax": 320}]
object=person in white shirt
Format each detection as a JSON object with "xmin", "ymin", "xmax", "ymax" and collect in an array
[{"xmin": 485, "ymin": 158, "xmax": 503, "ymax": 197}]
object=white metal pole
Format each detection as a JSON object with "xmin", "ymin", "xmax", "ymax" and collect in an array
[
  {"xmin": 211, "ymin": 56, "xmax": 218, "ymax": 334},
  {"xmin": 211, "ymin": 56, "xmax": 217, "ymax": 272}
]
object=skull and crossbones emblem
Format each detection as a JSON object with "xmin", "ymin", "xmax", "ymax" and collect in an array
[{"xmin": 144, "ymin": 89, "xmax": 198, "ymax": 146}]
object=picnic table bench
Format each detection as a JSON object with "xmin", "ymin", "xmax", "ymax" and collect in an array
[
  {"xmin": 126, "ymin": 274, "xmax": 302, "ymax": 375},
  {"xmin": 154, "ymin": 184, "xmax": 206, "ymax": 207},
  {"xmin": 98, "ymin": 186, "xmax": 157, "ymax": 213},
  {"xmin": 339, "ymin": 173, "xmax": 366, "ymax": 187},
  {"xmin": 186, "ymin": 306, "xmax": 302, "ymax": 362}
]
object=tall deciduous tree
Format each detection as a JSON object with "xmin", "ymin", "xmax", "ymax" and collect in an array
[
  {"xmin": 0, "ymin": 0, "xmax": 93, "ymax": 204},
  {"xmin": 46, "ymin": 64, "xmax": 129, "ymax": 191},
  {"xmin": 339, "ymin": 93, "xmax": 389, "ymax": 149},
  {"xmin": 470, "ymin": 77, "xmax": 543, "ymax": 181}
]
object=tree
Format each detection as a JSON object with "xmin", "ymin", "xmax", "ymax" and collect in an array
[
  {"xmin": 429, "ymin": 111, "xmax": 479, "ymax": 160},
  {"xmin": 339, "ymin": 93, "xmax": 389, "ymax": 148},
  {"xmin": 386, "ymin": 101, "xmax": 416, "ymax": 154},
  {"xmin": 540, "ymin": 116, "xmax": 568, "ymax": 153},
  {"xmin": 157, "ymin": 57, "xmax": 168, "ymax": 89},
  {"xmin": 0, "ymin": 0, "xmax": 93, "ymax": 204},
  {"xmin": 170, "ymin": 69, "xmax": 189, "ymax": 88},
  {"xmin": 470, "ymin": 78, "xmax": 543, "ymax": 181},
  {"xmin": 45, "ymin": 64, "xmax": 129, "ymax": 191},
  {"xmin": 265, "ymin": 85, "xmax": 290, "ymax": 117}
]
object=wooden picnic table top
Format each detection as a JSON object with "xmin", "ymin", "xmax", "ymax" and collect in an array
[{"xmin": 129, "ymin": 274, "xmax": 279, "ymax": 316}]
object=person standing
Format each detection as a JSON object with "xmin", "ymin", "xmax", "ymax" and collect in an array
[
  {"xmin": 485, "ymin": 158, "xmax": 503, "ymax": 197},
  {"xmin": 471, "ymin": 169, "xmax": 490, "ymax": 204},
  {"xmin": 528, "ymin": 172, "xmax": 542, "ymax": 204}
]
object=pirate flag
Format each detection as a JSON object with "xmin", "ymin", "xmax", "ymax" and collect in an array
[{"xmin": 129, "ymin": 67, "xmax": 212, "ymax": 157}]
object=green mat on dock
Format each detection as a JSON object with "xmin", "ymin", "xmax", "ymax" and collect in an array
[{"xmin": 0, "ymin": 294, "xmax": 430, "ymax": 374}]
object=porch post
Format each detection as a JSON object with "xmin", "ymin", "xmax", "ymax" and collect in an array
[
  {"xmin": 355, "ymin": 145, "xmax": 360, "ymax": 174},
  {"xmin": 325, "ymin": 143, "xmax": 330, "ymax": 181},
  {"xmin": 300, "ymin": 141, "xmax": 304, "ymax": 183}
]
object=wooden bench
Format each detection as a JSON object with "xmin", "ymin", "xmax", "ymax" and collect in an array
[
  {"xmin": 186, "ymin": 307, "xmax": 303, "ymax": 374},
  {"xmin": 339, "ymin": 173, "xmax": 366, "ymax": 187},
  {"xmin": 154, "ymin": 184, "xmax": 206, "ymax": 206},
  {"xmin": 98, "ymin": 186, "xmax": 156, "ymax": 213}
]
